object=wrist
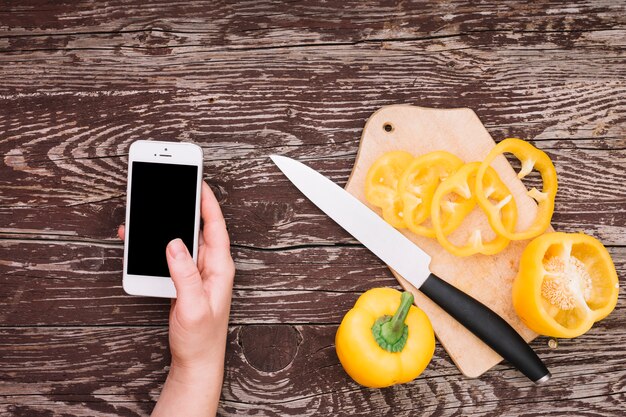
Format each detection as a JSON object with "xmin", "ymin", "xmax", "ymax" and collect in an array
[
  {"xmin": 152, "ymin": 360, "xmax": 223, "ymax": 417},
  {"xmin": 168, "ymin": 359, "xmax": 223, "ymax": 385}
]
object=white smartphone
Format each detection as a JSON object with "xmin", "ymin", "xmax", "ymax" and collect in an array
[{"xmin": 123, "ymin": 140, "xmax": 203, "ymax": 298}]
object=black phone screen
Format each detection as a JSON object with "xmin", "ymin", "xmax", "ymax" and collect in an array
[{"xmin": 127, "ymin": 161, "xmax": 198, "ymax": 277}]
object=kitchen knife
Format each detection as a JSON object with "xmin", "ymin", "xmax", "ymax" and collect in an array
[{"xmin": 270, "ymin": 154, "xmax": 550, "ymax": 383}]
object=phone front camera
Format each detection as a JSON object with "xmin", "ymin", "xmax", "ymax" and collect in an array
[{"xmin": 164, "ymin": 148, "xmax": 168, "ymax": 151}]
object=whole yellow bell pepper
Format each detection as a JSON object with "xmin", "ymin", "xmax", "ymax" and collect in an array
[
  {"xmin": 335, "ymin": 288, "xmax": 435, "ymax": 388},
  {"xmin": 513, "ymin": 232, "xmax": 619, "ymax": 338}
]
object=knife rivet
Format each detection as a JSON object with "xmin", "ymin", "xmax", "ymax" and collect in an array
[
  {"xmin": 547, "ymin": 338, "xmax": 558, "ymax": 349},
  {"xmin": 383, "ymin": 123, "xmax": 394, "ymax": 133}
]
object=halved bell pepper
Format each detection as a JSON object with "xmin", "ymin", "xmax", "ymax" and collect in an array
[
  {"xmin": 397, "ymin": 151, "xmax": 465, "ymax": 237},
  {"xmin": 431, "ymin": 162, "xmax": 517, "ymax": 257},
  {"xmin": 335, "ymin": 288, "xmax": 435, "ymax": 388},
  {"xmin": 476, "ymin": 138, "xmax": 557, "ymax": 241},
  {"xmin": 512, "ymin": 232, "xmax": 619, "ymax": 338},
  {"xmin": 365, "ymin": 151, "xmax": 414, "ymax": 228}
]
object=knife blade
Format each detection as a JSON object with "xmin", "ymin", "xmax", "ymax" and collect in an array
[{"xmin": 270, "ymin": 154, "xmax": 550, "ymax": 383}]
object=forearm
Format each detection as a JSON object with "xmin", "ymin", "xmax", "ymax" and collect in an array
[{"xmin": 151, "ymin": 362, "xmax": 224, "ymax": 417}]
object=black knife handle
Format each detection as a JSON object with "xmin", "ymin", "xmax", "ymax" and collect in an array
[{"xmin": 420, "ymin": 273, "xmax": 550, "ymax": 383}]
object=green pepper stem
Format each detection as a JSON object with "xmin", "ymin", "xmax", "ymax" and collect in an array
[
  {"xmin": 383, "ymin": 291, "xmax": 414, "ymax": 343},
  {"xmin": 371, "ymin": 291, "xmax": 414, "ymax": 353}
]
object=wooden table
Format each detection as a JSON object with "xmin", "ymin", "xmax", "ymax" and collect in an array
[{"xmin": 1, "ymin": 1, "xmax": 624, "ymax": 416}]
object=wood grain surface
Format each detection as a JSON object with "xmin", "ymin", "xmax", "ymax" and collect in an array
[{"xmin": 1, "ymin": 1, "xmax": 624, "ymax": 416}]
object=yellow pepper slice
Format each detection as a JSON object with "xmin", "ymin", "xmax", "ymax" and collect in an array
[
  {"xmin": 397, "ymin": 151, "xmax": 465, "ymax": 237},
  {"xmin": 365, "ymin": 151, "xmax": 414, "ymax": 228},
  {"xmin": 512, "ymin": 232, "xmax": 619, "ymax": 338},
  {"xmin": 431, "ymin": 162, "xmax": 517, "ymax": 257},
  {"xmin": 476, "ymin": 138, "xmax": 557, "ymax": 241},
  {"xmin": 335, "ymin": 288, "xmax": 435, "ymax": 388}
]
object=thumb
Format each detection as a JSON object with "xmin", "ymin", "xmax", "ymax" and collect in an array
[{"xmin": 166, "ymin": 238, "xmax": 203, "ymax": 301}]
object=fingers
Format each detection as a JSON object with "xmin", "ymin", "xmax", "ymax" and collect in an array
[
  {"xmin": 166, "ymin": 238, "xmax": 205, "ymax": 303},
  {"xmin": 118, "ymin": 225, "xmax": 125, "ymax": 241},
  {"xmin": 199, "ymin": 181, "xmax": 235, "ymax": 305},
  {"xmin": 200, "ymin": 181, "xmax": 230, "ymax": 255}
]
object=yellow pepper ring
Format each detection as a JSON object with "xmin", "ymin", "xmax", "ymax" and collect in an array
[
  {"xmin": 476, "ymin": 138, "xmax": 557, "ymax": 241},
  {"xmin": 431, "ymin": 162, "xmax": 517, "ymax": 257},
  {"xmin": 364, "ymin": 151, "xmax": 414, "ymax": 229},
  {"xmin": 512, "ymin": 232, "xmax": 619, "ymax": 338},
  {"xmin": 397, "ymin": 151, "xmax": 465, "ymax": 238}
]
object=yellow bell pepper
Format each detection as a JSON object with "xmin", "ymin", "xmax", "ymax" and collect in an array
[
  {"xmin": 335, "ymin": 288, "xmax": 435, "ymax": 388},
  {"xmin": 476, "ymin": 138, "xmax": 557, "ymax": 241},
  {"xmin": 364, "ymin": 151, "xmax": 414, "ymax": 228},
  {"xmin": 512, "ymin": 232, "xmax": 619, "ymax": 338},
  {"xmin": 397, "ymin": 151, "xmax": 465, "ymax": 237},
  {"xmin": 431, "ymin": 162, "xmax": 517, "ymax": 257}
]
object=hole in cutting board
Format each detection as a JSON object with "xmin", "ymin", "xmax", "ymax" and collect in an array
[{"xmin": 383, "ymin": 123, "xmax": 394, "ymax": 133}]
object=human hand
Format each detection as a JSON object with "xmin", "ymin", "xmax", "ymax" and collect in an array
[{"xmin": 119, "ymin": 181, "xmax": 234, "ymax": 416}]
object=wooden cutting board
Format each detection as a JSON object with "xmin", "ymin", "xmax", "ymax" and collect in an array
[{"xmin": 345, "ymin": 105, "xmax": 543, "ymax": 378}]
